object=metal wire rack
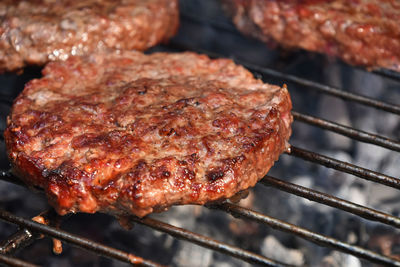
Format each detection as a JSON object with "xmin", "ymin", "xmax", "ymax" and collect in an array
[{"xmin": 0, "ymin": 5, "xmax": 400, "ymax": 267}]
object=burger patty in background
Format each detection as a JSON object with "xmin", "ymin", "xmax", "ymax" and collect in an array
[{"xmin": 0, "ymin": 0, "xmax": 179, "ymax": 72}]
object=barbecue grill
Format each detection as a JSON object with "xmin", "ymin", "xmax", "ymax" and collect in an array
[{"xmin": 0, "ymin": 1, "xmax": 400, "ymax": 266}]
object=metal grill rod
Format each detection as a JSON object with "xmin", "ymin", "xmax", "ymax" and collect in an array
[
  {"xmin": 289, "ymin": 146, "xmax": 400, "ymax": 189},
  {"xmin": 232, "ymin": 58, "xmax": 400, "ymax": 116},
  {"xmin": 208, "ymin": 202, "xmax": 400, "ymax": 267},
  {"xmin": 0, "ymin": 228, "xmax": 36, "ymax": 255},
  {"xmin": 0, "ymin": 254, "xmax": 40, "ymax": 267},
  {"xmin": 132, "ymin": 216, "xmax": 287, "ymax": 267},
  {"xmin": 165, "ymin": 42, "xmax": 400, "ymax": 116},
  {"xmin": 0, "ymin": 209, "xmax": 164, "ymax": 267},
  {"xmin": 292, "ymin": 111, "xmax": 400, "ymax": 152},
  {"xmin": 372, "ymin": 68, "xmax": 400, "ymax": 82},
  {"xmin": 0, "ymin": 210, "xmax": 62, "ymax": 255},
  {"xmin": 261, "ymin": 175, "xmax": 400, "ymax": 228}
]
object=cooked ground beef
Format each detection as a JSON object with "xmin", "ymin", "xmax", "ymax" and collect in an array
[
  {"xmin": 5, "ymin": 50, "xmax": 292, "ymax": 217},
  {"xmin": 223, "ymin": 0, "xmax": 400, "ymax": 71},
  {"xmin": 0, "ymin": 0, "xmax": 178, "ymax": 72}
]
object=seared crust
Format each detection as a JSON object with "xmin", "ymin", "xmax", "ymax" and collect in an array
[
  {"xmin": 0, "ymin": 0, "xmax": 179, "ymax": 72},
  {"xmin": 5, "ymin": 51, "xmax": 292, "ymax": 217},
  {"xmin": 224, "ymin": 0, "xmax": 400, "ymax": 71}
]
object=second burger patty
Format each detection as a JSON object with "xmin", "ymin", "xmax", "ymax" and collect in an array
[
  {"xmin": 0, "ymin": 0, "xmax": 179, "ymax": 72},
  {"xmin": 224, "ymin": 0, "xmax": 400, "ymax": 71},
  {"xmin": 5, "ymin": 51, "xmax": 292, "ymax": 218}
]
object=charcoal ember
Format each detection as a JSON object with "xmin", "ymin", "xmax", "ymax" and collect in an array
[
  {"xmin": 321, "ymin": 251, "xmax": 361, "ymax": 267},
  {"xmin": 261, "ymin": 235, "xmax": 304, "ymax": 266},
  {"xmin": 173, "ymin": 242, "xmax": 213, "ymax": 267}
]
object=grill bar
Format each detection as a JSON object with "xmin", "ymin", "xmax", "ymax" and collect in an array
[
  {"xmin": 132, "ymin": 216, "xmax": 286, "ymax": 267},
  {"xmin": 0, "ymin": 254, "xmax": 40, "ymax": 267},
  {"xmin": 0, "ymin": 229, "xmax": 36, "ymax": 255},
  {"xmin": 289, "ymin": 146, "xmax": 400, "ymax": 189},
  {"xmin": 165, "ymin": 42, "xmax": 400, "ymax": 116},
  {"xmin": 208, "ymin": 202, "xmax": 400, "ymax": 266},
  {"xmin": 0, "ymin": 210, "xmax": 62, "ymax": 255},
  {"xmin": 372, "ymin": 68, "xmax": 400, "ymax": 82},
  {"xmin": 0, "ymin": 209, "xmax": 164, "ymax": 267},
  {"xmin": 261, "ymin": 175, "xmax": 400, "ymax": 228},
  {"xmin": 292, "ymin": 111, "xmax": 400, "ymax": 152}
]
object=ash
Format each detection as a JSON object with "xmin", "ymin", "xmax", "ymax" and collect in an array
[{"xmin": 0, "ymin": 0, "xmax": 399, "ymax": 266}]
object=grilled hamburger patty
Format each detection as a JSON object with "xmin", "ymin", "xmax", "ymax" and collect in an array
[
  {"xmin": 223, "ymin": 0, "xmax": 400, "ymax": 71},
  {"xmin": 0, "ymin": 0, "xmax": 178, "ymax": 72},
  {"xmin": 5, "ymin": 51, "xmax": 292, "ymax": 217}
]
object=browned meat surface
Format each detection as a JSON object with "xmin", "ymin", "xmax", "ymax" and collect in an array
[
  {"xmin": 0, "ymin": 0, "xmax": 178, "ymax": 72},
  {"xmin": 5, "ymin": 51, "xmax": 292, "ymax": 217},
  {"xmin": 223, "ymin": 0, "xmax": 400, "ymax": 71}
]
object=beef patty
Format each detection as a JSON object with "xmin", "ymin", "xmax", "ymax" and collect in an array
[
  {"xmin": 5, "ymin": 51, "xmax": 292, "ymax": 217},
  {"xmin": 223, "ymin": 0, "xmax": 400, "ymax": 71},
  {"xmin": 0, "ymin": 0, "xmax": 178, "ymax": 72}
]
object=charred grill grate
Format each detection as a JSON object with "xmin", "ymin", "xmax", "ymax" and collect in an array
[{"xmin": 0, "ymin": 3, "xmax": 400, "ymax": 266}]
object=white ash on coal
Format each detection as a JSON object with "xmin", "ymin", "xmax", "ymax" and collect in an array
[{"xmin": 261, "ymin": 235, "xmax": 304, "ymax": 266}]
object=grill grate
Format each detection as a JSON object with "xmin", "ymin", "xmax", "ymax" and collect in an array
[
  {"xmin": 260, "ymin": 175, "xmax": 400, "ymax": 228},
  {"xmin": 208, "ymin": 202, "xmax": 400, "ymax": 266},
  {"xmin": 292, "ymin": 111, "xmax": 400, "ymax": 152},
  {"xmin": 372, "ymin": 69, "xmax": 400, "ymax": 83},
  {"xmin": 1, "ymin": 3, "xmax": 400, "ymax": 266},
  {"xmin": 289, "ymin": 146, "xmax": 400, "ymax": 189},
  {"xmin": 243, "ymin": 61, "xmax": 400, "ymax": 115},
  {"xmin": 131, "ymin": 217, "xmax": 281, "ymax": 266},
  {"xmin": 0, "ymin": 254, "xmax": 39, "ymax": 267},
  {"xmin": 0, "ymin": 209, "xmax": 164, "ymax": 267}
]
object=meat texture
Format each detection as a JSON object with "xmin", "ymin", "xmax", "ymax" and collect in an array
[
  {"xmin": 223, "ymin": 0, "xmax": 400, "ymax": 71},
  {"xmin": 0, "ymin": 0, "xmax": 178, "ymax": 72},
  {"xmin": 5, "ymin": 51, "xmax": 292, "ymax": 217}
]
